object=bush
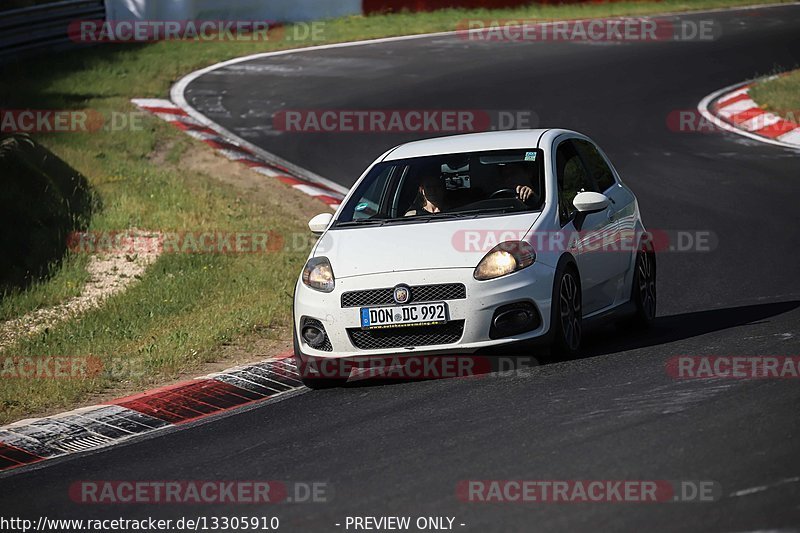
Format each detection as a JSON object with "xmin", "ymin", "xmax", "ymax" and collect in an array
[{"xmin": 0, "ymin": 134, "xmax": 96, "ymax": 294}]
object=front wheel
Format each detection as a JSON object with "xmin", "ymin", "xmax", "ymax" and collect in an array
[
  {"xmin": 293, "ymin": 331, "xmax": 349, "ymax": 389},
  {"xmin": 552, "ymin": 266, "xmax": 583, "ymax": 357}
]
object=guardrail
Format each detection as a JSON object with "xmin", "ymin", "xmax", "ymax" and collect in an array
[{"xmin": 0, "ymin": 0, "xmax": 106, "ymax": 63}]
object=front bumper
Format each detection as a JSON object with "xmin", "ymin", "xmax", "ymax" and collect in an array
[{"xmin": 293, "ymin": 263, "xmax": 556, "ymax": 359}]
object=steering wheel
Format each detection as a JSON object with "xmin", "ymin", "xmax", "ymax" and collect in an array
[{"xmin": 489, "ymin": 188, "xmax": 518, "ymax": 199}]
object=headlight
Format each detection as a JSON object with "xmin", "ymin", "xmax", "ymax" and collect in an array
[
  {"xmin": 302, "ymin": 256, "xmax": 335, "ymax": 292},
  {"xmin": 474, "ymin": 241, "xmax": 535, "ymax": 281}
]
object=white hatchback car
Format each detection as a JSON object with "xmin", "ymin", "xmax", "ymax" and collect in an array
[{"xmin": 293, "ymin": 129, "xmax": 656, "ymax": 387}]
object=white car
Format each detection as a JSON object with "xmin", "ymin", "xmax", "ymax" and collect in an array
[{"xmin": 293, "ymin": 129, "xmax": 656, "ymax": 387}]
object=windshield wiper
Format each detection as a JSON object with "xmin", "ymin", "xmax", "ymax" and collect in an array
[
  {"xmin": 335, "ymin": 207, "xmax": 527, "ymax": 228},
  {"xmin": 333, "ymin": 219, "xmax": 386, "ymax": 228},
  {"xmin": 449, "ymin": 207, "xmax": 521, "ymax": 217},
  {"xmin": 396, "ymin": 213, "xmax": 463, "ymax": 222}
]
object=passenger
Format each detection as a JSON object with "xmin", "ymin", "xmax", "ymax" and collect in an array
[{"xmin": 406, "ymin": 173, "xmax": 446, "ymax": 216}]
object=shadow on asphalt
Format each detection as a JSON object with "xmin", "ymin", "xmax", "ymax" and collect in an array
[
  {"xmin": 340, "ymin": 300, "xmax": 800, "ymax": 389},
  {"xmin": 579, "ymin": 299, "xmax": 800, "ymax": 358}
]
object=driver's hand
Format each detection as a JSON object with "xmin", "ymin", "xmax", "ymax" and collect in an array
[{"xmin": 516, "ymin": 185, "xmax": 534, "ymax": 202}]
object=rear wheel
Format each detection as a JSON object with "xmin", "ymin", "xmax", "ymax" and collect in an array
[
  {"xmin": 626, "ymin": 247, "xmax": 657, "ymax": 329},
  {"xmin": 552, "ymin": 266, "xmax": 582, "ymax": 357}
]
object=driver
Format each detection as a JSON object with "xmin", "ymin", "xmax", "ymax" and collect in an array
[
  {"xmin": 405, "ymin": 172, "xmax": 446, "ymax": 216},
  {"xmin": 499, "ymin": 163, "xmax": 537, "ymax": 203}
]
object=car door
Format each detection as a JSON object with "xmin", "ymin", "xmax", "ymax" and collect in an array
[
  {"xmin": 573, "ymin": 138, "xmax": 634, "ymax": 306},
  {"xmin": 554, "ymin": 138, "xmax": 618, "ymax": 315}
]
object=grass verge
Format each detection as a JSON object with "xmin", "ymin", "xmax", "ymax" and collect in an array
[
  {"xmin": 0, "ymin": 0, "xmax": 792, "ymax": 423},
  {"xmin": 749, "ymin": 69, "xmax": 800, "ymax": 122}
]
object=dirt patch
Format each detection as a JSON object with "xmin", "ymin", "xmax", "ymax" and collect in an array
[
  {"xmin": 148, "ymin": 136, "xmax": 179, "ymax": 167},
  {"xmin": 180, "ymin": 147, "xmax": 328, "ymax": 220},
  {"xmin": 0, "ymin": 232, "xmax": 162, "ymax": 351}
]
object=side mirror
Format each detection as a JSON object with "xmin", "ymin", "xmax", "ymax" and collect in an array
[
  {"xmin": 308, "ymin": 213, "xmax": 333, "ymax": 235},
  {"xmin": 573, "ymin": 191, "xmax": 610, "ymax": 214}
]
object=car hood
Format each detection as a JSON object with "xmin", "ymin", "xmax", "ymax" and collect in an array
[{"xmin": 315, "ymin": 212, "xmax": 540, "ymax": 278}]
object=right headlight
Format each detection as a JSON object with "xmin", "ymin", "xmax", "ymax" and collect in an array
[
  {"xmin": 474, "ymin": 241, "xmax": 536, "ymax": 281},
  {"xmin": 302, "ymin": 256, "xmax": 335, "ymax": 292}
]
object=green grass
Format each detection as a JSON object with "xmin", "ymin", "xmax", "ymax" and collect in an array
[
  {"xmin": 749, "ymin": 69, "xmax": 800, "ymax": 123},
  {"xmin": 0, "ymin": 0, "xmax": 792, "ymax": 423},
  {"xmin": 0, "ymin": 254, "xmax": 89, "ymax": 322},
  {"xmin": 0, "ymin": 104, "xmax": 312, "ymax": 421}
]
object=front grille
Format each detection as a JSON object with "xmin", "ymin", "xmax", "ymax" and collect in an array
[
  {"xmin": 347, "ymin": 321, "xmax": 465, "ymax": 350},
  {"xmin": 301, "ymin": 317, "xmax": 333, "ymax": 352},
  {"xmin": 341, "ymin": 283, "xmax": 466, "ymax": 308}
]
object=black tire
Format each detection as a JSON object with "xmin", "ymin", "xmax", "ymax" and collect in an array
[
  {"xmin": 626, "ymin": 247, "xmax": 657, "ymax": 329},
  {"xmin": 293, "ymin": 330, "xmax": 349, "ymax": 389},
  {"xmin": 552, "ymin": 265, "xmax": 583, "ymax": 357}
]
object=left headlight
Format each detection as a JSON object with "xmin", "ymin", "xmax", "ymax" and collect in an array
[
  {"xmin": 474, "ymin": 241, "xmax": 536, "ymax": 281},
  {"xmin": 302, "ymin": 256, "xmax": 335, "ymax": 292}
]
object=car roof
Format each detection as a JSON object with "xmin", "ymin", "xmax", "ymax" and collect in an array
[{"xmin": 382, "ymin": 129, "xmax": 556, "ymax": 161}]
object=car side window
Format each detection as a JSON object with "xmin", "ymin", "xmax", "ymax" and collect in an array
[
  {"xmin": 574, "ymin": 139, "xmax": 616, "ymax": 192},
  {"xmin": 351, "ymin": 166, "xmax": 392, "ymax": 219},
  {"xmin": 556, "ymin": 140, "xmax": 595, "ymax": 224}
]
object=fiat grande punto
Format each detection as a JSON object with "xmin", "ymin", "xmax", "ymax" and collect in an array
[{"xmin": 293, "ymin": 129, "xmax": 656, "ymax": 387}]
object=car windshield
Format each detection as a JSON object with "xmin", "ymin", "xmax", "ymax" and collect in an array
[{"xmin": 334, "ymin": 149, "xmax": 545, "ymax": 226}]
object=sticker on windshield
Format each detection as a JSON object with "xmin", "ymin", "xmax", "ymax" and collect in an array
[
  {"xmin": 524, "ymin": 151, "xmax": 537, "ymax": 161},
  {"xmin": 355, "ymin": 202, "xmax": 369, "ymax": 211}
]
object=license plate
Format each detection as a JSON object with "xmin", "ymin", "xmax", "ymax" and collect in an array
[{"xmin": 360, "ymin": 302, "xmax": 448, "ymax": 330}]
